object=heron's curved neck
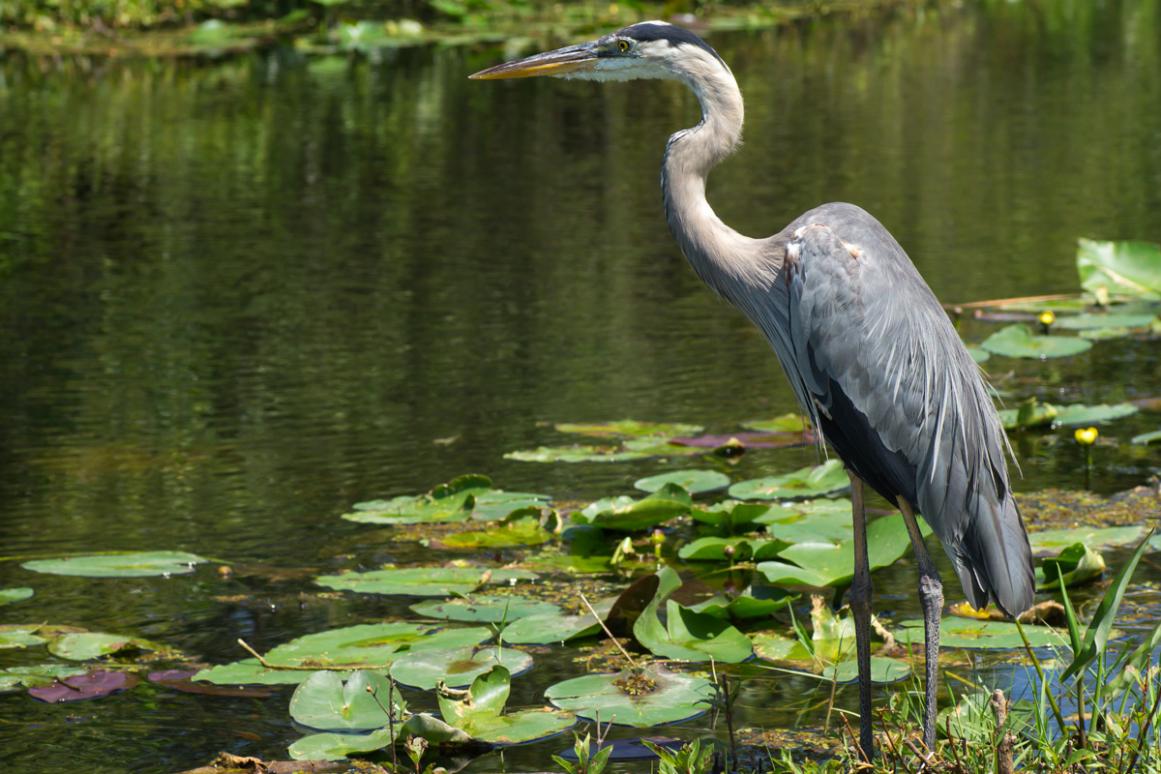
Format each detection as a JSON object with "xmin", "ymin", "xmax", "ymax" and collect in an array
[{"xmin": 662, "ymin": 60, "xmax": 777, "ymax": 298}]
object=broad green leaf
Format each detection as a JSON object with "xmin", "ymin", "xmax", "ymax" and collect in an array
[
  {"xmin": 263, "ymin": 622, "xmax": 489, "ymax": 669},
  {"xmin": 0, "ymin": 627, "xmax": 47, "ymax": 650},
  {"xmin": 1027, "ymin": 525, "xmax": 1145, "ymax": 555},
  {"xmin": 619, "ymin": 438, "xmax": 703, "ymax": 458},
  {"xmin": 0, "ymin": 664, "xmax": 88, "ymax": 693},
  {"xmin": 981, "ymin": 324, "xmax": 1092, "ymax": 359},
  {"xmin": 22, "ymin": 551, "xmax": 207, "ymax": 578},
  {"xmin": 409, "ymin": 595, "xmax": 560, "ymax": 624},
  {"xmin": 575, "ymin": 484, "xmax": 692, "ymax": 531},
  {"xmin": 741, "ymin": 414, "xmax": 811, "ymax": 433},
  {"xmin": 750, "ymin": 631, "xmax": 813, "ymax": 665},
  {"xmin": 1053, "ymin": 403, "xmax": 1137, "ymax": 427},
  {"xmin": 896, "ymin": 617, "xmax": 1060, "ymax": 649},
  {"xmin": 288, "ymin": 727, "xmax": 395, "ymax": 761},
  {"xmin": 194, "ymin": 659, "xmax": 323, "ymax": 685},
  {"xmin": 691, "ymin": 590, "xmax": 795, "ymax": 620},
  {"xmin": 436, "ymin": 664, "xmax": 509, "ymax": 726},
  {"xmin": 554, "ymin": 420, "xmax": 703, "ymax": 438},
  {"xmin": 48, "ymin": 632, "xmax": 159, "ymax": 661},
  {"xmin": 998, "ymin": 399, "xmax": 1058, "ymax": 430},
  {"xmin": 545, "ymin": 665, "xmax": 714, "ymax": 727},
  {"xmin": 967, "ymin": 346, "xmax": 990, "ymax": 364},
  {"xmin": 0, "ymin": 587, "xmax": 33, "ymax": 606},
  {"xmin": 501, "ymin": 574, "xmax": 658, "ymax": 645},
  {"xmin": 757, "ymin": 498, "xmax": 853, "ymax": 543},
  {"xmin": 728, "ymin": 460, "xmax": 847, "ymax": 501},
  {"xmin": 1035, "ymin": 543, "xmax": 1105, "ymax": 590},
  {"xmin": 437, "ymin": 516, "xmax": 551, "ymax": 549},
  {"xmin": 289, "ymin": 670, "xmax": 404, "ymax": 731},
  {"xmin": 690, "ymin": 501, "xmax": 779, "ymax": 532},
  {"xmin": 1132, "ymin": 429, "xmax": 1161, "ymax": 445},
  {"xmin": 342, "ymin": 474, "xmax": 542, "ymax": 525},
  {"xmin": 677, "ymin": 536, "xmax": 788, "ymax": 562},
  {"xmin": 316, "ymin": 566, "xmax": 536, "ymax": 597},
  {"xmin": 391, "ymin": 647, "xmax": 532, "ymax": 690},
  {"xmin": 823, "ymin": 657, "xmax": 911, "ymax": 684},
  {"xmin": 1055, "ymin": 313, "xmax": 1156, "ymax": 330},
  {"xmin": 632, "ymin": 567, "xmax": 752, "ymax": 663},
  {"xmin": 460, "ymin": 708, "xmax": 575, "ymax": 745},
  {"xmin": 471, "ymin": 491, "xmax": 553, "ymax": 522},
  {"xmin": 1077, "ymin": 238, "xmax": 1161, "ymax": 303},
  {"xmin": 504, "ymin": 445, "xmax": 654, "ymax": 463},
  {"xmin": 634, "ymin": 469, "xmax": 730, "ymax": 496}
]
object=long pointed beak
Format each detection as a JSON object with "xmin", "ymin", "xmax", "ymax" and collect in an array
[{"xmin": 469, "ymin": 42, "xmax": 598, "ymax": 80}]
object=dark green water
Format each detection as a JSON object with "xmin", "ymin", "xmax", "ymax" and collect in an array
[{"xmin": 1, "ymin": 1, "xmax": 1160, "ymax": 770}]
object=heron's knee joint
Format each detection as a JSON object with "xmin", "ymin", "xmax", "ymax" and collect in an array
[{"xmin": 919, "ymin": 575, "xmax": 943, "ymax": 608}]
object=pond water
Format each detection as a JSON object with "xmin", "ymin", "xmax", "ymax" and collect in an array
[{"xmin": 1, "ymin": 0, "xmax": 1160, "ymax": 771}]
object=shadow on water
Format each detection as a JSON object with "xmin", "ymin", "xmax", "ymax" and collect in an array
[{"xmin": 0, "ymin": 0, "xmax": 1160, "ymax": 770}]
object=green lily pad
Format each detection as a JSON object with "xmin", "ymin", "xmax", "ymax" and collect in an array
[
  {"xmin": 410, "ymin": 595, "xmax": 560, "ymax": 624},
  {"xmin": 1077, "ymin": 238, "xmax": 1161, "ymax": 303},
  {"xmin": 756, "ymin": 514, "xmax": 929, "ymax": 588},
  {"xmin": 316, "ymin": 566, "xmax": 537, "ymax": 597},
  {"xmin": 980, "ymin": 324, "xmax": 1092, "ymax": 359},
  {"xmin": 437, "ymin": 516, "xmax": 552, "ymax": 550},
  {"xmin": 634, "ymin": 469, "xmax": 730, "ymax": 496},
  {"xmin": 575, "ymin": 484, "xmax": 692, "ymax": 532},
  {"xmin": 1027, "ymin": 525, "xmax": 1146, "ymax": 555},
  {"xmin": 750, "ymin": 631, "xmax": 813, "ymax": 665},
  {"xmin": 0, "ymin": 587, "xmax": 33, "ymax": 606},
  {"xmin": 1055, "ymin": 313, "xmax": 1156, "ymax": 330},
  {"xmin": 896, "ymin": 617, "xmax": 1060, "ymax": 649},
  {"xmin": 264, "ymin": 623, "xmax": 490, "ymax": 669},
  {"xmin": 691, "ymin": 590, "xmax": 795, "ymax": 620},
  {"xmin": 555, "ymin": 420, "xmax": 703, "ymax": 438},
  {"xmin": 0, "ymin": 627, "xmax": 48, "ymax": 650},
  {"xmin": 690, "ymin": 501, "xmax": 779, "ymax": 533},
  {"xmin": 1052, "ymin": 403, "xmax": 1138, "ymax": 427},
  {"xmin": 741, "ymin": 414, "xmax": 811, "ymax": 433},
  {"xmin": 823, "ymin": 657, "xmax": 911, "ymax": 684},
  {"xmin": 436, "ymin": 665, "xmax": 574, "ymax": 744},
  {"xmin": 502, "ymin": 573, "xmax": 659, "ymax": 645},
  {"xmin": 0, "ymin": 664, "xmax": 88, "ymax": 693},
  {"xmin": 288, "ymin": 727, "xmax": 396, "ymax": 762},
  {"xmin": 518, "ymin": 547, "xmax": 613, "ymax": 575},
  {"xmin": 504, "ymin": 445, "xmax": 654, "ymax": 463},
  {"xmin": 619, "ymin": 438, "xmax": 703, "ymax": 458},
  {"xmin": 194, "ymin": 659, "xmax": 325, "ymax": 686},
  {"xmin": 967, "ymin": 346, "xmax": 990, "ymax": 364},
  {"xmin": 1133, "ymin": 429, "xmax": 1161, "ymax": 445},
  {"xmin": 544, "ymin": 665, "xmax": 714, "ymax": 727},
  {"xmin": 1079, "ymin": 326, "xmax": 1133, "ymax": 340},
  {"xmin": 390, "ymin": 647, "xmax": 532, "ymax": 690},
  {"xmin": 290, "ymin": 670, "xmax": 404, "ymax": 731},
  {"xmin": 999, "ymin": 399, "xmax": 1059, "ymax": 430},
  {"xmin": 632, "ymin": 567, "xmax": 752, "ymax": 663},
  {"xmin": 471, "ymin": 491, "xmax": 554, "ymax": 522},
  {"xmin": 342, "ymin": 475, "xmax": 548, "ymax": 525},
  {"xmin": 21, "ymin": 551, "xmax": 207, "ymax": 578},
  {"xmin": 1035, "ymin": 543, "xmax": 1105, "ymax": 590},
  {"xmin": 677, "ymin": 536, "xmax": 788, "ymax": 562},
  {"xmin": 756, "ymin": 498, "xmax": 853, "ymax": 543},
  {"xmin": 48, "ymin": 632, "xmax": 159, "ymax": 661},
  {"xmin": 728, "ymin": 460, "xmax": 847, "ymax": 501}
]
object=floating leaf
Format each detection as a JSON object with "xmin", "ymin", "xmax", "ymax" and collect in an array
[
  {"xmin": 28, "ymin": 670, "xmax": 137, "ymax": 702},
  {"xmin": 741, "ymin": 414, "xmax": 811, "ymax": 433},
  {"xmin": 0, "ymin": 627, "xmax": 47, "ymax": 650},
  {"xmin": 504, "ymin": 445, "xmax": 654, "ymax": 463},
  {"xmin": 823, "ymin": 657, "xmax": 911, "ymax": 684},
  {"xmin": 677, "ymin": 536, "xmax": 788, "ymax": 562},
  {"xmin": 1027, "ymin": 525, "xmax": 1146, "ymax": 555},
  {"xmin": 967, "ymin": 346, "xmax": 990, "ymax": 364},
  {"xmin": 554, "ymin": 421, "xmax": 703, "ymax": 438},
  {"xmin": 193, "ymin": 659, "xmax": 322, "ymax": 686},
  {"xmin": 437, "ymin": 517, "xmax": 551, "ymax": 549},
  {"xmin": 691, "ymin": 590, "xmax": 795, "ymax": 620},
  {"xmin": 0, "ymin": 587, "xmax": 33, "ymax": 606},
  {"xmin": 998, "ymin": 399, "xmax": 1058, "ymax": 430},
  {"xmin": 728, "ymin": 460, "xmax": 847, "ymax": 501},
  {"xmin": 436, "ymin": 665, "xmax": 574, "ymax": 744},
  {"xmin": 545, "ymin": 665, "xmax": 713, "ymax": 727},
  {"xmin": 289, "ymin": 670, "xmax": 404, "ymax": 731},
  {"xmin": 502, "ymin": 574, "xmax": 658, "ymax": 645},
  {"xmin": 1077, "ymin": 238, "xmax": 1161, "ymax": 303},
  {"xmin": 342, "ymin": 475, "xmax": 546, "ymax": 525},
  {"xmin": 317, "ymin": 566, "xmax": 537, "ymax": 597},
  {"xmin": 22, "ymin": 551, "xmax": 207, "ymax": 578},
  {"xmin": 750, "ymin": 631, "xmax": 813, "ymax": 665},
  {"xmin": 1035, "ymin": 543, "xmax": 1105, "ymax": 590},
  {"xmin": 0, "ymin": 664, "xmax": 87, "ymax": 693},
  {"xmin": 980, "ymin": 324, "xmax": 1092, "ymax": 359},
  {"xmin": 669, "ymin": 431, "xmax": 812, "ymax": 450},
  {"xmin": 471, "ymin": 491, "xmax": 553, "ymax": 522},
  {"xmin": 390, "ymin": 647, "xmax": 532, "ymax": 690},
  {"xmin": 410, "ymin": 595, "xmax": 560, "ymax": 624},
  {"xmin": 619, "ymin": 438, "xmax": 703, "ymax": 458},
  {"xmin": 690, "ymin": 501, "xmax": 779, "ymax": 533},
  {"xmin": 634, "ymin": 469, "xmax": 730, "ymax": 496},
  {"xmin": 288, "ymin": 728, "xmax": 396, "ymax": 762},
  {"xmin": 1052, "ymin": 403, "xmax": 1137, "ymax": 427},
  {"xmin": 895, "ymin": 617, "xmax": 1060, "ymax": 649},
  {"xmin": 264, "ymin": 622, "xmax": 490, "ymax": 669},
  {"xmin": 756, "ymin": 499, "xmax": 853, "ymax": 543},
  {"xmin": 1055, "ymin": 312, "xmax": 1156, "ymax": 330},
  {"xmin": 575, "ymin": 484, "xmax": 692, "ymax": 532},
  {"xmin": 632, "ymin": 567, "xmax": 752, "ymax": 663},
  {"xmin": 147, "ymin": 669, "xmax": 274, "ymax": 698},
  {"xmin": 48, "ymin": 632, "xmax": 159, "ymax": 661},
  {"xmin": 1133, "ymin": 429, "xmax": 1161, "ymax": 445}
]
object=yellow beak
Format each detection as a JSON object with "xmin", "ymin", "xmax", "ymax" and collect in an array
[{"xmin": 469, "ymin": 43, "xmax": 598, "ymax": 80}]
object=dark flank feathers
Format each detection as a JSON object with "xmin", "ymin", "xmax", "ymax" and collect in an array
[{"xmin": 619, "ymin": 22, "xmax": 726, "ymax": 65}]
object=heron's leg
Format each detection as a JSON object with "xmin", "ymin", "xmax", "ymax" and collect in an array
[
  {"xmin": 897, "ymin": 497, "xmax": 943, "ymax": 753},
  {"xmin": 847, "ymin": 471, "xmax": 874, "ymax": 761}
]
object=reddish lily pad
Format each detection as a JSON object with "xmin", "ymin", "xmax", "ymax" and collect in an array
[{"xmin": 28, "ymin": 670, "xmax": 138, "ymax": 703}]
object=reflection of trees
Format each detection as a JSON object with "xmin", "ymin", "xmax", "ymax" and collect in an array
[{"xmin": 0, "ymin": 0, "xmax": 1157, "ymax": 558}]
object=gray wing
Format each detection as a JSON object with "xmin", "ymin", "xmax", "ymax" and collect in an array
[{"xmin": 759, "ymin": 203, "xmax": 1033, "ymax": 615}]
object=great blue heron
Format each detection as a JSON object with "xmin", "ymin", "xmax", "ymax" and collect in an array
[{"xmin": 471, "ymin": 22, "xmax": 1035, "ymax": 757}]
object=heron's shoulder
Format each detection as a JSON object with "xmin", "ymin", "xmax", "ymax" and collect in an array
[{"xmin": 779, "ymin": 201, "xmax": 912, "ymax": 274}]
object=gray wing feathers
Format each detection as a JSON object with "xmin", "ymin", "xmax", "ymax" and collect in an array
[{"xmin": 765, "ymin": 203, "xmax": 1033, "ymax": 615}]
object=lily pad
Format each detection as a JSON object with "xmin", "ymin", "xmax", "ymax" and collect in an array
[
  {"xmin": 728, "ymin": 460, "xmax": 848, "ymax": 501},
  {"xmin": 554, "ymin": 420, "xmax": 703, "ymax": 438},
  {"xmin": 193, "ymin": 659, "xmax": 323, "ymax": 686},
  {"xmin": 0, "ymin": 664, "xmax": 88, "ymax": 693},
  {"xmin": 48, "ymin": 632, "xmax": 159, "ymax": 661},
  {"xmin": 741, "ymin": 414, "xmax": 811, "ymax": 433},
  {"xmin": 545, "ymin": 665, "xmax": 714, "ymax": 727},
  {"xmin": 750, "ymin": 631, "xmax": 813, "ymax": 665},
  {"xmin": 343, "ymin": 475, "xmax": 547, "ymax": 525},
  {"xmin": 691, "ymin": 590, "xmax": 795, "ymax": 620},
  {"xmin": 756, "ymin": 498, "xmax": 853, "ymax": 543},
  {"xmin": 634, "ymin": 469, "xmax": 730, "ymax": 496},
  {"xmin": 502, "ymin": 574, "xmax": 659, "ymax": 645},
  {"xmin": 264, "ymin": 622, "xmax": 490, "ymax": 669},
  {"xmin": 895, "ymin": 617, "xmax": 1060, "ymax": 649},
  {"xmin": 1132, "ymin": 429, "xmax": 1161, "ymax": 445},
  {"xmin": 1052, "ymin": 403, "xmax": 1138, "ymax": 427},
  {"xmin": 316, "ymin": 566, "xmax": 537, "ymax": 597},
  {"xmin": 999, "ymin": 399, "xmax": 1059, "ymax": 430},
  {"xmin": 677, "ymin": 536, "xmax": 788, "ymax": 562},
  {"xmin": 410, "ymin": 595, "xmax": 561, "ymax": 624},
  {"xmin": 0, "ymin": 587, "xmax": 33, "ymax": 606},
  {"xmin": 504, "ymin": 445, "xmax": 654, "ymax": 463},
  {"xmin": 436, "ymin": 665, "xmax": 574, "ymax": 745},
  {"xmin": 28, "ymin": 670, "xmax": 137, "ymax": 702},
  {"xmin": 690, "ymin": 501, "xmax": 779, "ymax": 533},
  {"xmin": 980, "ymin": 324, "xmax": 1092, "ymax": 359},
  {"xmin": 1027, "ymin": 525, "xmax": 1146, "ymax": 554},
  {"xmin": 632, "ymin": 567, "xmax": 752, "ymax": 663},
  {"xmin": 1035, "ymin": 543, "xmax": 1105, "ymax": 590},
  {"xmin": 289, "ymin": 670, "xmax": 404, "ymax": 731},
  {"xmin": 967, "ymin": 346, "xmax": 990, "ymax": 364},
  {"xmin": 288, "ymin": 728, "xmax": 396, "ymax": 762},
  {"xmin": 437, "ymin": 516, "xmax": 552, "ymax": 550},
  {"xmin": 823, "ymin": 657, "xmax": 911, "ymax": 684},
  {"xmin": 21, "ymin": 551, "xmax": 207, "ymax": 578},
  {"xmin": 575, "ymin": 484, "xmax": 692, "ymax": 532},
  {"xmin": 0, "ymin": 627, "xmax": 48, "ymax": 650},
  {"xmin": 1055, "ymin": 313, "xmax": 1156, "ymax": 330},
  {"xmin": 390, "ymin": 647, "xmax": 533, "ymax": 690},
  {"xmin": 1077, "ymin": 238, "xmax": 1161, "ymax": 303}
]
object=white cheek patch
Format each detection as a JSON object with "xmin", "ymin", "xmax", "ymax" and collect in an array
[{"xmin": 564, "ymin": 58, "xmax": 675, "ymax": 82}]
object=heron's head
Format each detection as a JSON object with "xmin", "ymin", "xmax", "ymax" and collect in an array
[{"xmin": 469, "ymin": 21, "xmax": 727, "ymax": 84}]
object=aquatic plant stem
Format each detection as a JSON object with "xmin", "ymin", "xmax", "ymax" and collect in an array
[
  {"xmin": 578, "ymin": 592, "xmax": 637, "ymax": 670},
  {"xmin": 1125, "ymin": 671, "xmax": 1161, "ymax": 772},
  {"xmin": 1014, "ymin": 622, "xmax": 1067, "ymax": 731}
]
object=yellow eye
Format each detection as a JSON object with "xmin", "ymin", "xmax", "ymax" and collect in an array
[{"xmin": 617, "ymin": 39, "xmax": 630, "ymax": 53}]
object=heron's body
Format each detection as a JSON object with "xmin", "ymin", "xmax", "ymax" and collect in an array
[{"xmin": 472, "ymin": 21, "xmax": 1035, "ymax": 757}]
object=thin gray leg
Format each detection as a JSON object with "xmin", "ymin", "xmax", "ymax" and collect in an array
[
  {"xmin": 898, "ymin": 497, "xmax": 943, "ymax": 753},
  {"xmin": 847, "ymin": 471, "xmax": 874, "ymax": 761}
]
